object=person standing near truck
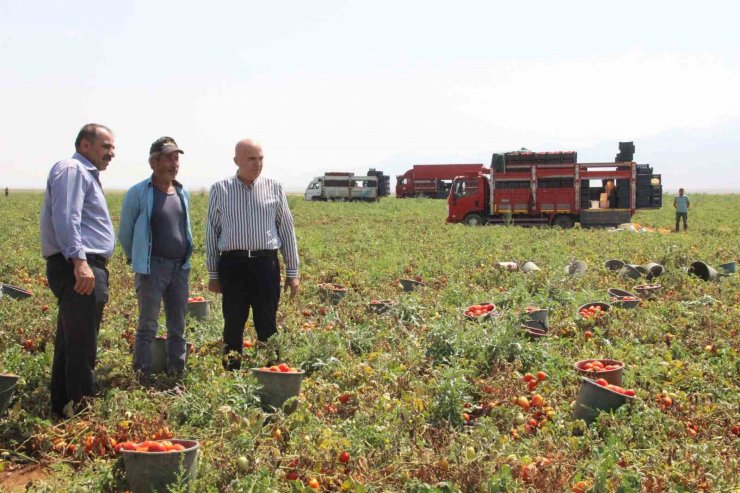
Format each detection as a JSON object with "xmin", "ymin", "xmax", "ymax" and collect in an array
[
  {"xmin": 41, "ymin": 123, "xmax": 116, "ymax": 418},
  {"xmin": 673, "ymin": 188, "xmax": 690, "ymax": 232},
  {"xmin": 206, "ymin": 138, "xmax": 299, "ymax": 370},
  {"xmin": 118, "ymin": 137, "xmax": 193, "ymax": 379}
]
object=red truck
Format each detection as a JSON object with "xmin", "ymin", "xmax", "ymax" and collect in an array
[
  {"xmin": 396, "ymin": 164, "xmax": 486, "ymax": 198},
  {"xmin": 447, "ymin": 145, "xmax": 662, "ymax": 228}
]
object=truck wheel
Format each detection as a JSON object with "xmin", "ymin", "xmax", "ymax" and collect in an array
[
  {"xmin": 552, "ymin": 215, "xmax": 574, "ymax": 229},
  {"xmin": 463, "ymin": 213, "xmax": 485, "ymax": 226}
]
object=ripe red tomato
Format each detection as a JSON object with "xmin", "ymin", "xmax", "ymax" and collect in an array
[
  {"xmin": 147, "ymin": 442, "xmax": 167, "ymax": 452},
  {"xmin": 338, "ymin": 451, "xmax": 350, "ymax": 463},
  {"xmin": 308, "ymin": 477, "xmax": 320, "ymax": 489},
  {"xmin": 536, "ymin": 371, "xmax": 548, "ymax": 382},
  {"xmin": 277, "ymin": 363, "xmax": 291, "ymax": 372},
  {"xmin": 338, "ymin": 393, "xmax": 351, "ymax": 404},
  {"xmin": 595, "ymin": 378, "xmax": 608, "ymax": 387},
  {"xmin": 522, "ymin": 373, "xmax": 535, "ymax": 383},
  {"xmin": 285, "ymin": 470, "xmax": 299, "ymax": 481}
]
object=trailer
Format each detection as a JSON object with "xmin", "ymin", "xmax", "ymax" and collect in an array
[
  {"xmin": 396, "ymin": 164, "xmax": 486, "ymax": 198},
  {"xmin": 447, "ymin": 144, "xmax": 662, "ymax": 228},
  {"xmin": 304, "ymin": 173, "xmax": 380, "ymax": 202}
]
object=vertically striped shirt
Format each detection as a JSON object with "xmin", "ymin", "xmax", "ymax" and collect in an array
[{"xmin": 206, "ymin": 175, "xmax": 299, "ymax": 279}]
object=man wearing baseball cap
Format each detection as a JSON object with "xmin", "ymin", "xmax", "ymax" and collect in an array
[{"xmin": 118, "ymin": 137, "xmax": 193, "ymax": 379}]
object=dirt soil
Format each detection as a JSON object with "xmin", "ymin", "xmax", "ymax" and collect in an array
[{"xmin": 0, "ymin": 464, "xmax": 52, "ymax": 491}]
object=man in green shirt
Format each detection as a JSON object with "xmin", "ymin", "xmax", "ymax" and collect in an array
[{"xmin": 673, "ymin": 188, "xmax": 690, "ymax": 232}]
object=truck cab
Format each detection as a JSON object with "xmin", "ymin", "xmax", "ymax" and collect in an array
[{"xmin": 304, "ymin": 178, "xmax": 322, "ymax": 201}]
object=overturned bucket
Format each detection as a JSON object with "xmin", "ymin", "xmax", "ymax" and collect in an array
[
  {"xmin": 0, "ymin": 284, "xmax": 32, "ymax": 300},
  {"xmin": 718, "ymin": 261, "xmax": 736, "ymax": 274},
  {"xmin": 688, "ymin": 261, "xmax": 719, "ymax": 282},
  {"xmin": 399, "ymin": 279, "xmax": 424, "ymax": 292},
  {"xmin": 643, "ymin": 262, "xmax": 665, "ymax": 281},
  {"xmin": 187, "ymin": 300, "xmax": 209, "ymax": 320},
  {"xmin": 496, "ymin": 262, "xmax": 519, "ymax": 272},
  {"xmin": 521, "ymin": 261, "xmax": 540, "ymax": 273},
  {"xmin": 604, "ymin": 259, "xmax": 625, "ymax": 271},
  {"xmin": 565, "ymin": 261, "xmax": 588, "ymax": 276},
  {"xmin": 319, "ymin": 283, "xmax": 348, "ymax": 304},
  {"xmin": 524, "ymin": 307, "xmax": 549, "ymax": 328},
  {"xmin": 619, "ymin": 264, "xmax": 642, "ymax": 280}
]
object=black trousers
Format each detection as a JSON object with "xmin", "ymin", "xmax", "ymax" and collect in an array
[
  {"xmin": 675, "ymin": 212, "xmax": 688, "ymax": 231},
  {"xmin": 219, "ymin": 254, "xmax": 281, "ymax": 370},
  {"xmin": 47, "ymin": 254, "xmax": 109, "ymax": 415}
]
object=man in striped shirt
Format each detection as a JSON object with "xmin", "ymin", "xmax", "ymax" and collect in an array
[{"xmin": 206, "ymin": 139, "xmax": 299, "ymax": 370}]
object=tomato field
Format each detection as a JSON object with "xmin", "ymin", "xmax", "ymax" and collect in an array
[{"xmin": 0, "ymin": 192, "xmax": 738, "ymax": 492}]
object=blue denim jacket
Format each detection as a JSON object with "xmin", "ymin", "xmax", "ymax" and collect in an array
[{"xmin": 118, "ymin": 177, "xmax": 193, "ymax": 274}]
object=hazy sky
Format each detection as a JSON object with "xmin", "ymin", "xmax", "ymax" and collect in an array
[{"xmin": 2, "ymin": 1, "xmax": 739, "ymax": 192}]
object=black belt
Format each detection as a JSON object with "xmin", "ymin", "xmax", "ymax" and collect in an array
[
  {"xmin": 222, "ymin": 249, "xmax": 277, "ymax": 259},
  {"xmin": 47, "ymin": 252, "xmax": 109, "ymax": 267}
]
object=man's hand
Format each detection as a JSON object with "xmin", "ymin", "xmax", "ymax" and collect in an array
[
  {"xmin": 208, "ymin": 279, "xmax": 221, "ymax": 293},
  {"xmin": 284, "ymin": 277, "xmax": 300, "ymax": 300},
  {"xmin": 72, "ymin": 259, "xmax": 95, "ymax": 295}
]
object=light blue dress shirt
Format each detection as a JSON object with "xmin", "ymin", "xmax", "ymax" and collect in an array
[{"xmin": 40, "ymin": 153, "xmax": 115, "ymax": 260}]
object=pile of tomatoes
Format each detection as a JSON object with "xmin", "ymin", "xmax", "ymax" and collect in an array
[
  {"xmin": 115, "ymin": 440, "xmax": 187, "ymax": 453},
  {"xmin": 464, "ymin": 303, "xmax": 496, "ymax": 318},
  {"xmin": 187, "ymin": 295, "xmax": 206, "ymax": 303},
  {"xmin": 257, "ymin": 363, "xmax": 301, "ymax": 373},
  {"xmin": 592, "ymin": 378, "xmax": 635, "ymax": 397},
  {"xmin": 578, "ymin": 359, "xmax": 622, "ymax": 372},
  {"xmin": 578, "ymin": 305, "xmax": 605, "ymax": 319}
]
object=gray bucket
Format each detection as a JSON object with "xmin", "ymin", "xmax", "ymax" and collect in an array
[
  {"xmin": 0, "ymin": 284, "xmax": 32, "ymax": 300},
  {"xmin": 251, "ymin": 368, "xmax": 305, "ymax": 412},
  {"xmin": 0, "ymin": 374, "xmax": 19, "ymax": 416},
  {"xmin": 604, "ymin": 259, "xmax": 625, "ymax": 271},
  {"xmin": 718, "ymin": 261, "xmax": 736, "ymax": 274},
  {"xmin": 572, "ymin": 377, "xmax": 634, "ymax": 425},
  {"xmin": 634, "ymin": 284, "xmax": 661, "ymax": 300},
  {"xmin": 521, "ymin": 319, "xmax": 548, "ymax": 332},
  {"xmin": 187, "ymin": 301, "xmax": 209, "ymax": 320},
  {"xmin": 368, "ymin": 300, "xmax": 397, "ymax": 314},
  {"xmin": 688, "ymin": 261, "xmax": 718, "ymax": 281},
  {"xmin": 565, "ymin": 261, "xmax": 588, "ymax": 276},
  {"xmin": 121, "ymin": 439, "xmax": 200, "ymax": 493},
  {"xmin": 574, "ymin": 359, "xmax": 624, "ymax": 386},
  {"xmin": 524, "ymin": 308, "xmax": 549, "ymax": 328},
  {"xmin": 607, "ymin": 288, "xmax": 641, "ymax": 308},
  {"xmin": 523, "ymin": 327, "xmax": 548, "ymax": 340},
  {"xmin": 618, "ymin": 264, "xmax": 642, "ymax": 280},
  {"xmin": 643, "ymin": 263, "xmax": 665, "ymax": 281},
  {"xmin": 496, "ymin": 262, "xmax": 519, "ymax": 272},
  {"xmin": 319, "ymin": 284, "xmax": 348, "ymax": 304},
  {"xmin": 399, "ymin": 279, "xmax": 424, "ymax": 292},
  {"xmin": 521, "ymin": 261, "xmax": 540, "ymax": 273},
  {"xmin": 151, "ymin": 338, "xmax": 193, "ymax": 375}
]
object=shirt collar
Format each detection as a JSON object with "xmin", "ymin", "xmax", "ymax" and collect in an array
[
  {"xmin": 73, "ymin": 152, "xmax": 98, "ymax": 174},
  {"xmin": 147, "ymin": 176, "xmax": 183, "ymax": 189},
  {"xmin": 235, "ymin": 174, "xmax": 260, "ymax": 189}
]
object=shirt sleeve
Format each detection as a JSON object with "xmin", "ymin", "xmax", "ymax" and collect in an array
[
  {"xmin": 117, "ymin": 186, "xmax": 138, "ymax": 261},
  {"xmin": 205, "ymin": 184, "xmax": 222, "ymax": 279},
  {"xmin": 275, "ymin": 182, "xmax": 299, "ymax": 278},
  {"xmin": 49, "ymin": 163, "xmax": 89, "ymax": 261}
]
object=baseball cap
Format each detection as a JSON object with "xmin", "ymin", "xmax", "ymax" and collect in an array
[{"xmin": 149, "ymin": 136, "xmax": 184, "ymax": 155}]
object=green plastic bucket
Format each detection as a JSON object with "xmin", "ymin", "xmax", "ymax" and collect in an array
[
  {"xmin": 186, "ymin": 300, "xmax": 209, "ymax": 320},
  {"xmin": 251, "ymin": 368, "xmax": 305, "ymax": 412},
  {"xmin": 572, "ymin": 377, "xmax": 634, "ymax": 425},
  {"xmin": 151, "ymin": 338, "xmax": 193, "ymax": 375},
  {"xmin": 0, "ymin": 374, "xmax": 19, "ymax": 416},
  {"xmin": 120, "ymin": 439, "xmax": 200, "ymax": 493}
]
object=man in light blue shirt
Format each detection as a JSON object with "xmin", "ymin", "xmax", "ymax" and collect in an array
[
  {"xmin": 673, "ymin": 188, "xmax": 690, "ymax": 232},
  {"xmin": 118, "ymin": 137, "xmax": 193, "ymax": 378},
  {"xmin": 40, "ymin": 123, "xmax": 115, "ymax": 417}
]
